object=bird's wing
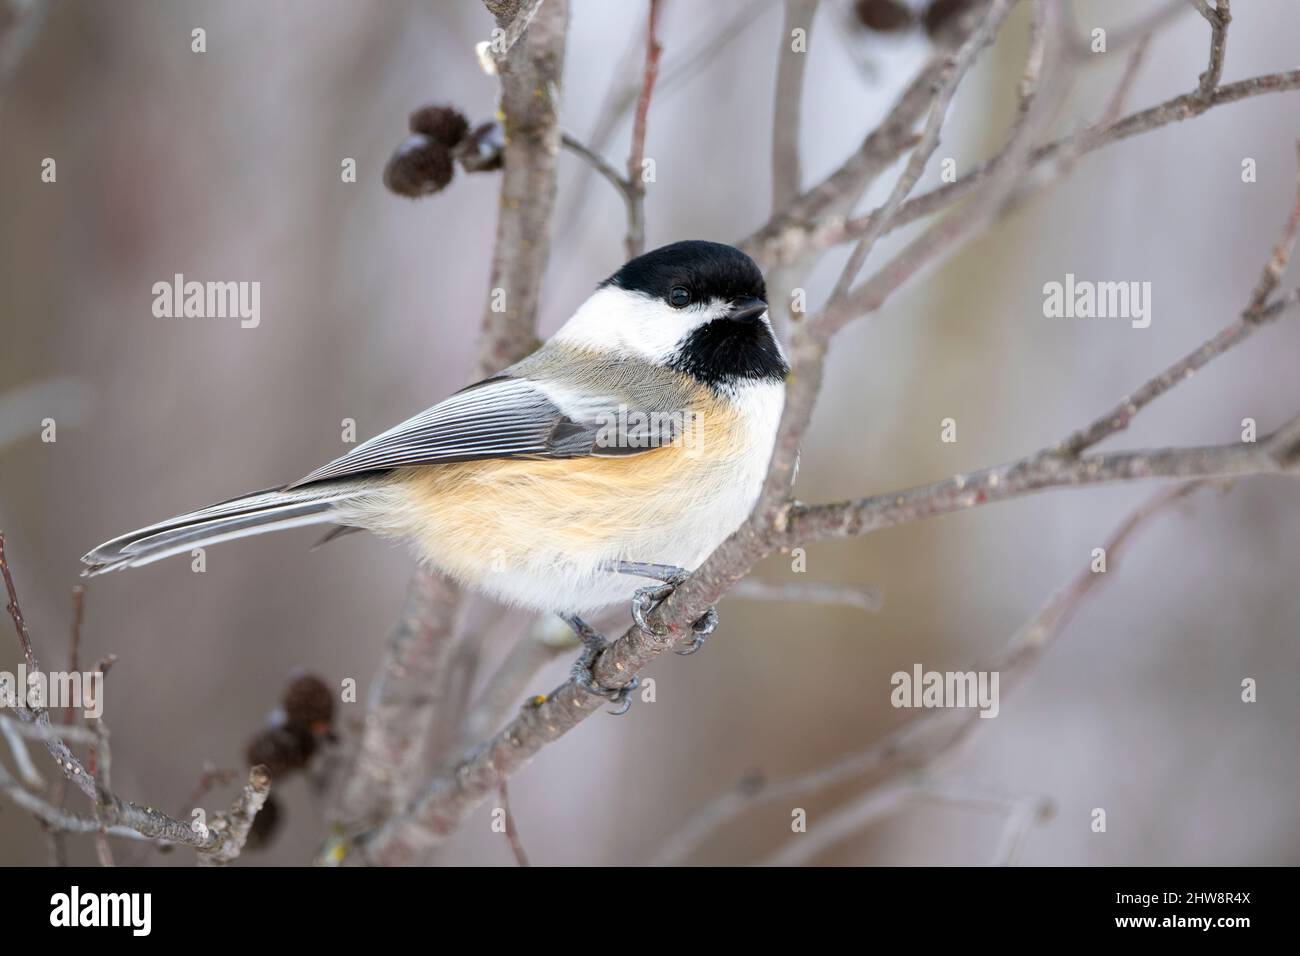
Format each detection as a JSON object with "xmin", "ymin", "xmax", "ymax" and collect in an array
[{"xmin": 287, "ymin": 373, "xmax": 682, "ymax": 488}]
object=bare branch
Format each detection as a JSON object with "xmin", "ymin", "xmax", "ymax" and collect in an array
[
  {"xmin": 497, "ymin": 781, "xmax": 532, "ymax": 866},
  {"xmin": 751, "ymin": 2, "xmax": 1031, "ymax": 528},
  {"xmin": 990, "ymin": 793, "xmax": 1055, "ymax": 867},
  {"xmin": 771, "ymin": 0, "xmax": 818, "ymax": 213},
  {"xmin": 0, "ymin": 759, "xmax": 147, "ymax": 842},
  {"xmin": 826, "ymin": 0, "xmax": 1017, "ymax": 303},
  {"xmin": 624, "ymin": 0, "xmax": 663, "ymax": 259},
  {"xmin": 0, "ymin": 712, "xmax": 99, "ymax": 745},
  {"xmin": 361, "ymin": 420, "xmax": 1300, "ymax": 864},
  {"xmin": 456, "ymin": 621, "xmax": 570, "ymax": 750},
  {"xmin": 484, "ymin": 0, "xmax": 546, "ymax": 60},
  {"xmin": 658, "ymin": 483, "xmax": 1202, "ymax": 866},
  {"xmin": 357, "ymin": 5, "xmax": 1300, "ymax": 861},
  {"xmin": 0, "ymin": 533, "xmax": 269, "ymax": 857},
  {"xmin": 329, "ymin": 570, "xmax": 464, "ymax": 832},
  {"xmin": 1061, "ymin": 146, "xmax": 1300, "ymax": 456},
  {"xmin": 1, "ymin": 716, "xmax": 45, "ymax": 788},
  {"xmin": 770, "ymin": 67, "xmax": 1300, "ymax": 269},
  {"xmin": 740, "ymin": 56, "xmax": 945, "ymax": 268},
  {"xmin": 1, "ymin": 532, "xmax": 38, "ymax": 672},
  {"xmin": 325, "ymin": 0, "xmax": 573, "ymax": 863},
  {"xmin": 757, "ymin": 777, "xmax": 1052, "ymax": 867},
  {"xmin": 198, "ymin": 766, "xmax": 272, "ymax": 866},
  {"xmin": 788, "ymin": 420, "xmax": 1300, "ymax": 545},
  {"xmin": 760, "ymin": 778, "xmax": 917, "ymax": 866},
  {"xmin": 476, "ymin": 0, "xmax": 570, "ymax": 376},
  {"xmin": 561, "ymin": 131, "xmax": 632, "ymax": 203},
  {"xmin": 554, "ymin": 0, "xmax": 766, "ymax": 241},
  {"xmin": 559, "ymin": 130, "xmax": 644, "ymax": 262},
  {"xmin": 1193, "ymin": 0, "xmax": 1230, "ymax": 99},
  {"xmin": 821, "ymin": 0, "xmax": 1066, "ymax": 336}
]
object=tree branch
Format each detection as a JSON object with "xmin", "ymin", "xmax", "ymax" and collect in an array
[
  {"xmin": 476, "ymin": 0, "xmax": 570, "ymax": 376},
  {"xmin": 1193, "ymin": 0, "xmax": 1230, "ymax": 99},
  {"xmin": 827, "ymin": 0, "xmax": 1017, "ymax": 304},
  {"xmin": 336, "ymin": 0, "xmax": 1300, "ymax": 866},
  {"xmin": 354, "ymin": 2, "xmax": 1300, "ymax": 862},
  {"xmin": 765, "ymin": 65, "xmax": 1300, "ymax": 270},
  {"xmin": 1, "ymin": 533, "xmax": 270, "ymax": 858},
  {"xmin": 788, "ymin": 420, "xmax": 1300, "ymax": 545},
  {"xmin": 623, "ymin": 0, "xmax": 663, "ymax": 259},
  {"xmin": 328, "ymin": 570, "xmax": 465, "ymax": 833},
  {"xmin": 771, "ymin": 0, "xmax": 818, "ymax": 213},
  {"xmin": 658, "ymin": 482, "xmax": 1204, "ymax": 865}
]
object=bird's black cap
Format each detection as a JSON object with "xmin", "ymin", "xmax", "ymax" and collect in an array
[
  {"xmin": 603, "ymin": 241, "xmax": 786, "ymax": 388},
  {"xmin": 602, "ymin": 240, "xmax": 767, "ymax": 305}
]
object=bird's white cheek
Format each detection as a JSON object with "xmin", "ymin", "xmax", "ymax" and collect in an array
[{"xmin": 551, "ymin": 288, "xmax": 715, "ymax": 364}]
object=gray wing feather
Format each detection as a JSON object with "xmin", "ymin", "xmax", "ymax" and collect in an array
[{"xmin": 287, "ymin": 374, "xmax": 674, "ymax": 488}]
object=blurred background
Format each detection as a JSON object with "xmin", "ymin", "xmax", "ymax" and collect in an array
[{"xmin": 1, "ymin": 0, "xmax": 1297, "ymax": 866}]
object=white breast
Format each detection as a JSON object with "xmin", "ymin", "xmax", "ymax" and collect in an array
[{"xmin": 485, "ymin": 377, "xmax": 785, "ymax": 614}]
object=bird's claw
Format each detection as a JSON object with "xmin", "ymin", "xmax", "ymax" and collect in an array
[
  {"xmin": 632, "ymin": 582, "xmax": 676, "ymax": 637},
  {"xmin": 676, "ymin": 606, "xmax": 718, "ymax": 656},
  {"xmin": 573, "ymin": 654, "xmax": 638, "ymax": 715},
  {"xmin": 631, "ymin": 581, "xmax": 719, "ymax": 655},
  {"xmin": 563, "ymin": 614, "xmax": 638, "ymax": 715}
]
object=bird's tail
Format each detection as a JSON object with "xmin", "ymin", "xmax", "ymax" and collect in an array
[{"xmin": 80, "ymin": 481, "xmax": 369, "ymax": 576}]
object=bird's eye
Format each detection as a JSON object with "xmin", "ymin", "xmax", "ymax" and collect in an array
[{"xmin": 668, "ymin": 286, "xmax": 691, "ymax": 309}]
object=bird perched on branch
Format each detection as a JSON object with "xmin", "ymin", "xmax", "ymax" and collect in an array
[{"xmin": 82, "ymin": 241, "xmax": 787, "ymax": 711}]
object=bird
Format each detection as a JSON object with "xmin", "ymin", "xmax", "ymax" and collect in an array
[{"xmin": 82, "ymin": 240, "xmax": 788, "ymax": 710}]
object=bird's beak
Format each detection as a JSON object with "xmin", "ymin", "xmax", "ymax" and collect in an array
[{"xmin": 727, "ymin": 295, "xmax": 768, "ymax": 322}]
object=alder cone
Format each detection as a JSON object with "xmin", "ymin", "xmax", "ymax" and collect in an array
[{"xmin": 855, "ymin": 0, "xmax": 915, "ymax": 33}]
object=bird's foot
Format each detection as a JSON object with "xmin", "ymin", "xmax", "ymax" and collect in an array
[
  {"xmin": 615, "ymin": 562, "xmax": 719, "ymax": 655},
  {"xmin": 559, "ymin": 613, "xmax": 638, "ymax": 715}
]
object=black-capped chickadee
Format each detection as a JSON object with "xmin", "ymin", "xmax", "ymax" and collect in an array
[{"xmin": 82, "ymin": 240, "xmax": 787, "ymax": 706}]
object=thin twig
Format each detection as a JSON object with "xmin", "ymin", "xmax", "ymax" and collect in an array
[
  {"xmin": 1061, "ymin": 144, "xmax": 1300, "ymax": 456},
  {"xmin": 771, "ymin": 0, "xmax": 818, "ymax": 213},
  {"xmin": 1, "ymin": 717, "xmax": 44, "ymax": 788},
  {"xmin": 1194, "ymin": 0, "xmax": 1230, "ymax": 99},
  {"xmin": 48, "ymin": 584, "xmax": 88, "ymax": 865},
  {"xmin": 757, "ymin": 778, "xmax": 1052, "ymax": 867},
  {"xmin": 456, "ymin": 621, "xmax": 571, "ymax": 751},
  {"xmin": 198, "ymin": 766, "xmax": 273, "ymax": 866},
  {"xmin": 826, "ymin": 0, "xmax": 1016, "ymax": 304},
  {"xmin": 1, "ymin": 532, "xmax": 37, "ymax": 672},
  {"xmin": 787, "ymin": 418, "xmax": 1300, "ymax": 545},
  {"xmin": 0, "ymin": 713, "xmax": 98, "ymax": 745},
  {"xmin": 762, "ymin": 68, "xmax": 1300, "ymax": 269},
  {"xmin": 659, "ymin": 483, "xmax": 1203, "ymax": 866},
  {"xmin": 820, "ymin": 0, "xmax": 1065, "ymax": 337},
  {"xmin": 760, "ymin": 778, "xmax": 917, "ymax": 866},
  {"xmin": 555, "ymin": 0, "xmax": 766, "ymax": 242},
  {"xmin": 0, "ymin": 532, "xmax": 267, "ymax": 857},
  {"xmin": 498, "ymin": 781, "xmax": 531, "ymax": 866},
  {"xmin": 560, "ymin": 131, "xmax": 641, "ymax": 251},
  {"xmin": 358, "ymin": 6, "xmax": 1300, "ymax": 861},
  {"xmin": 624, "ymin": 0, "xmax": 663, "ymax": 259},
  {"xmin": 362, "ymin": 413, "xmax": 1300, "ymax": 863}
]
